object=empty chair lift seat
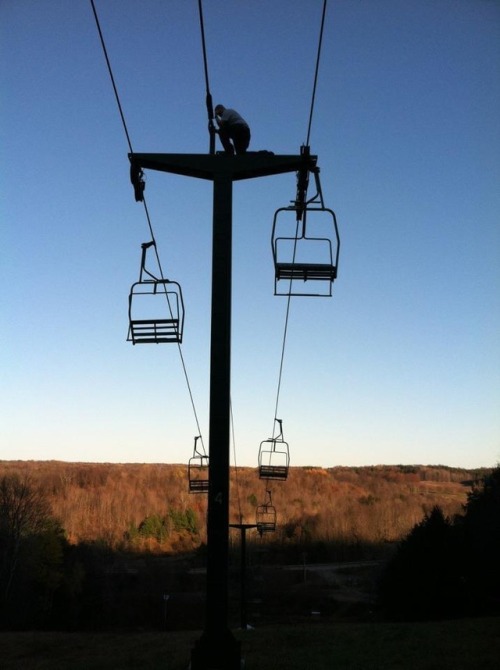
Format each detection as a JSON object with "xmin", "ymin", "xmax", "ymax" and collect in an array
[
  {"xmin": 188, "ymin": 437, "xmax": 209, "ymax": 493},
  {"xmin": 128, "ymin": 279, "xmax": 184, "ymax": 344},
  {"xmin": 275, "ymin": 260, "xmax": 337, "ymax": 282},
  {"xmin": 272, "ymin": 205, "xmax": 340, "ymax": 297},
  {"xmin": 188, "ymin": 461, "xmax": 209, "ymax": 493},
  {"xmin": 256, "ymin": 494, "xmax": 277, "ymax": 535},
  {"xmin": 128, "ymin": 241, "xmax": 185, "ymax": 344},
  {"xmin": 258, "ymin": 441, "xmax": 289, "ymax": 481}
]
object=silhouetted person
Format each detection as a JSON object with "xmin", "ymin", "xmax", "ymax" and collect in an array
[{"xmin": 214, "ymin": 104, "xmax": 250, "ymax": 155}]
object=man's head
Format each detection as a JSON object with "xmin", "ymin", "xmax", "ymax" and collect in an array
[{"xmin": 214, "ymin": 104, "xmax": 225, "ymax": 115}]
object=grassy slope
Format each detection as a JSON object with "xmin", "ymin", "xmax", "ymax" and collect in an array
[{"xmin": 1, "ymin": 617, "xmax": 499, "ymax": 670}]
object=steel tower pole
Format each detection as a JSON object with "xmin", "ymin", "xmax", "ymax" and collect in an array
[{"xmin": 191, "ymin": 171, "xmax": 241, "ymax": 668}]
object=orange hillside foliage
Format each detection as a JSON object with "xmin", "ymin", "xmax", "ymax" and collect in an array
[{"xmin": 0, "ymin": 461, "xmax": 487, "ymax": 553}]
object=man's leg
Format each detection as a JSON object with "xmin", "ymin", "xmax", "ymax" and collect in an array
[
  {"xmin": 232, "ymin": 126, "xmax": 250, "ymax": 154},
  {"xmin": 218, "ymin": 128, "xmax": 235, "ymax": 155}
]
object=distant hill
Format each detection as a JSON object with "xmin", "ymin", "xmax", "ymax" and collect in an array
[{"xmin": 0, "ymin": 461, "xmax": 489, "ymax": 555}]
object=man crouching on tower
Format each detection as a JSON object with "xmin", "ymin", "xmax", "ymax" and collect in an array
[{"xmin": 214, "ymin": 104, "xmax": 251, "ymax": 155}]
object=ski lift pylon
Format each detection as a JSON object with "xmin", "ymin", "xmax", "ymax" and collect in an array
[
  {"xmin": 188, "ymin": 436, "xmax": 209, "ymax": 493},
  {"xmin": 256, "ymin": 490, "xmax": 277, "ymax": 535},
  {"xmin": 272, "ymin": 149, "xmax": 340, "ymax": 297},
  {"xmin": 258, "ymin": 419, "xmax": 290, "ymax": 481},
  {"xmin": 127, "ymin": 241, "xmax": 185, "ymax": 344}
]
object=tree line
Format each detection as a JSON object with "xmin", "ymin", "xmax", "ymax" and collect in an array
[
  {"xmin": 0, "ymin": 460, "xmax": 495, "ymax": 629},
  {"xmin": 0, "ymin": 461, "xmax": 487, "ymax": 552},
  {"xmin": 378, "ymin": 466, "xmax": 500, "ymax": 620}
]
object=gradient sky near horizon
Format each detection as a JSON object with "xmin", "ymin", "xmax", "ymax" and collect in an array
[{"xmin": 1, "ymin": 0, "xmax": 499, "ymax": 469}]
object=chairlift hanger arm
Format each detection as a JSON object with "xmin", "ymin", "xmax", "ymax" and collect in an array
[
  {"xmin": 273, "ymin": 418, "xmax": 284, "ymax": 441},
  {"xmin": 193, "ymin": 434, "xmax": 206, "ymax": 458},
  {"xmin": 294, "ymin": 159, "xmax": 325, "ymax": 209},
  {"xmin": 294, "ymin": 146, "xmax": 311, "ymax": 214},
  {"xmin": 310, "ymin": 167, "xmax": 325, "ymax": 209},
  {"xmin": 139, "ymin": 241, "xmax": 160, "ymax": 282},
  {"xmin": 293, "ymin": 147, "xmax": 328, "ymax": 223}
]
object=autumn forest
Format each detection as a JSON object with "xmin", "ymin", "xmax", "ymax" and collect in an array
[
  {"xmin": 0, "ymin": 461, "xmax": 485, "ymax": 553},
  {"xmin": 1, "ymin": 460, "xmax": 497, "ymax": 631}
]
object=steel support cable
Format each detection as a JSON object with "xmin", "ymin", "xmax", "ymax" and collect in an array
[
  {"xmin": 230, "ymin": 401, "xmax": 243, "ymax": 523},
  {"xmin": 90, "ymin": 0, "xmax": 133, "ymax": 155},
  {"xmin": 90, "ymin": 2, "xmax": 158, "ymax": 266},
  {"xmin": 90, "ymin": 0, "xmax": 206, "ymax": 453},
  {"xmin": 269, "ymin": 216, "xmax": 301, "ymax": 445},
  {"xmin": 306, "ymin": 0, "xmax": 328, "ymax": 147},
  {"xmin": 198, "ymin": 0, "xmax": 245, "ymax": 519},
  {"xmin": 198, "ymin": 0, "xmax": 216, "ymax": 154},
  {"xmin": 272, "ymin": 286, "xmax": 292, "ymax": 432},
  {"xmin": 270, "ymin": 0, "xmax": 328, "ymax": 442}
]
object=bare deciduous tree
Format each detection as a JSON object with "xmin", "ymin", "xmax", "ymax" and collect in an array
[{"xmin": 0, "ymin": 475, "xmax": 51, "ymax": 603}]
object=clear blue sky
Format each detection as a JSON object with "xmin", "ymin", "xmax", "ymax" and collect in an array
[{"xmin": 1, "ymin": 0, "xmax": 499, "ymax": 469}]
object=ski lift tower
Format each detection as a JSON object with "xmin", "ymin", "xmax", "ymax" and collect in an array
[{"xmin": 129, "ymin": 150, "xmax": 316, "ymax": 670}]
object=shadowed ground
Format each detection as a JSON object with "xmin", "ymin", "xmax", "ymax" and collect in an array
[{"xmin": 1, "ymin": 617, "xmax": 499, "ymax": 670}]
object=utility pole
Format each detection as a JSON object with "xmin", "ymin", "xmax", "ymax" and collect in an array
[
  {"xmin": 230, "ymin": 523, "xmax": 258, "ymax": 631},
  {"xmin": 129, "ymin": 151, "xmax": 316, "ymax": 670}
]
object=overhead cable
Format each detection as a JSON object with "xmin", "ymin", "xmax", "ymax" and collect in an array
[
  {"xmin": 306, "ymin": 0, "xmax": 328, "ymax": 146},
  {"xmin": 198, "ymin": 0, "xmax": 216, "ymax": 154},
  {"xmin": 89, "ymin": 0, "xmax": 206, "ymax": 452},
  {"xmin": 271, "ymin": 1, "xmax": 328, "ymax": 440}
]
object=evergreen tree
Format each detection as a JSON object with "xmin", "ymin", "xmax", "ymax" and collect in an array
[
  {"xmin": 461, "ymin": 466, "xmax": 500, "ymax": 614},
  {"xmin": 378, "ymin": 466, "xmax": 500, "ymax": 620},
  {"xmin": 378, "ymin": 506, "xmax": 464, "ymax": 620}
]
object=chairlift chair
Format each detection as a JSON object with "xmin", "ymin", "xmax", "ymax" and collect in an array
[
  {"xmin": 127, "ymin": 241, "xmax": 185, "ymax": 344},
  {"xmin": 188, "ymin": 436, "xmax": 209, "ymax": 493},
  {"xmin": 272, "ymin": 161, "xmax": 340, "ymax": 297},
  {"xmin": 256, "ymin": 490, "xmax": 277, "ymax": 535},
  {"xmin": 258, "ymin": 419, "xmax": 290, "ymax": 481}
]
